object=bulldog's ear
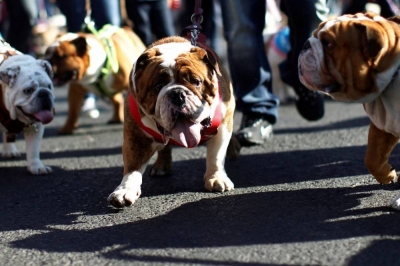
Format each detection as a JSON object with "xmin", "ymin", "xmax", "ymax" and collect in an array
[
  {"xmin": 312, "ymin": 21, "xmax": 328, "ymax": 37},
  {"xmin": 71, "ymin": 37, "xmax": 88, "ymax": 57},
  {"xmin": 0, "ymin": 66, "xmax": 20, "ymax": 88},
  {"xmin": 355, "ymin": 23, "xmax": 385, "ymax": 60},
  {"xmin": 387, "ymin": 16, "xmax": 400, "ymax": 25},
  {"xmin": 134, "ymin": 48, "xmax": 160, "ymax": 73},
  {"xmin": 191, "ymin": 47, "xmax": 221, "ymax": 75},
  {"xmin": 37, "ymin": 59, "xmax": 54, "ymax": 79}
]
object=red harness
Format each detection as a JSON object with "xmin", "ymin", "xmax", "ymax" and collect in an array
[{"xmin": 128, "ymin": 86, "xmax": 222, "ymax": 147}]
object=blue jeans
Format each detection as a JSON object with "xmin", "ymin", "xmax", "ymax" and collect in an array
[
  {"xmin": 56, "ymin": 0, "xmax": 121, "ymax": 32},
  {"xmin": 125, "ymin": 0, "xmax": 175, "ymax": 46},
  {"xmin": 279, "ymin": 0, "xmax": 328, "ymax": 88},
  {"xmin": 219, "ymin": 0, "xmax": 279, "ymax": 124}
]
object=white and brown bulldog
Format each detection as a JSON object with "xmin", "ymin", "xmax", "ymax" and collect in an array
[
  {"xmin": 0, "ymin": 42, "xmax": 55, "ymax": 175},
  {"xmin": 298, "ymin": 12, "xmax": 400, "ymax": 209},
  {"xmin": 107, "ymin": 36, "xmax": 239, "ymax": 208},
  {"xmin": 45, "ymin": 25, "xmax": 146, "ymax": 134}
]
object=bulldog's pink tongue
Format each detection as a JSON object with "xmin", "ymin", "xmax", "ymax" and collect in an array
[
  {"xmin": 34, "ymin": 110, "xmax": 54, "ymax": 124},
  {"xmin": 170, "ymin": 119, "xmax": 201, "ymax": 148}
]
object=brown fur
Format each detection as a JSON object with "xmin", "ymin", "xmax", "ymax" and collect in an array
[
  {"xmin": 109, "ymin": 37, "xmax": 240, "ymax": 207},
  {"xmin": 47, "ymin": 27, "xmax": 146, "ymax": 134},
  {"xmin": 123, "ymin": 36, "xmax": 237, "ymax": 190},
  {"xmin": 300, "ymin": 12, "xmax": 400, "ymax": 185}
]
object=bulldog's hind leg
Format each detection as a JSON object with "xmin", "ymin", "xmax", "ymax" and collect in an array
[
  {"xmin": 365, "ymin": 123, "xmax": 399, "ymax": 184},
  {"xmin": 204, "ymin": 124, "xmax": 234, "ymax": 192},
  {"xmin": 150, "ymin": 144, "xmax": 172, "ymax": 176},
  {"xmin": 1, "ymin": 133, "xmax": 20, "ymax": 158},
  {"xmin": 59, "ymin": 82, "xmax": 86, "ymax": 135},
  {"xmin": 108, "ymin": 92, "xmax": 124, "ymax": 124}
]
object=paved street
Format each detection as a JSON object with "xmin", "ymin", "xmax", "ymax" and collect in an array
[{"xmin": 1, "ymin": 87, "xmax": 400, "ymax": 266}]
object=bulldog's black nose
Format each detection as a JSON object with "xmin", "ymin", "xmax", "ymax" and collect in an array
[
  {"xmin": 37, "ymin": 89, "xmax": 53, "ymax": 110},
  {"xmin": 303, "ymin": 40, "xmax": 311, "ymax": 50},
  {"xmin": 170, "ymin": 89, "xmax": 186, "ymax": 106}
]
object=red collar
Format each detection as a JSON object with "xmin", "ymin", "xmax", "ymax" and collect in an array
[{"xmin": 129, "ymin": 87, "xmax": 222, "ymax": 147}]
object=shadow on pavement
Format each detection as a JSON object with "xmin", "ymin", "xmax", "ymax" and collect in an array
[
  {"xmin": 1, "ymin": 143, "xmax": 400, "ymax": 264},
  {"xmin": 5, "ymin": 183, "xmax": 400, "ymax": 264},
  {"xmin": 274, "ymin": 116, "xmax": 371, "ymax": 134}
]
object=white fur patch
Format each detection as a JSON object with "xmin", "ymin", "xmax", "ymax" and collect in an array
[{"xmin": 153, "ymin": 42, "xmax": 193, "ymax": 68}]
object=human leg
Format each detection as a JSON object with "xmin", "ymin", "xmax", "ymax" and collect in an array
[
  {"xmin": 91, "ymin": 0, "xmax": 121, "ymax": 28},
  {"xmin": 279, "ymin": 0, "xmax": 327, "ymax": 121},
  {"xmin": 125, "ymin": 0, "xmax": 153, "ymax": 46},
  {"xmin": 219, "ymin": 0, "xmax": 278, "ymax": 146},
  {"xmin": 149, "ymin": 0, "xmax": 175, "ymax": 40},
  {"xmin": 4, "ymin": 0, "xmax": 38, "ymax": 53},
  {"xmin": 56, "ymin": 0, "xmax": 86, "ymax": 32}
]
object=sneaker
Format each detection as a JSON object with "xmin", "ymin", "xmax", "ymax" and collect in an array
[
  {"xmin": 81, "ymin": 96, "xmax": 100, "ymax": 119},
  {"xmin": 235, "ymin": 114, "xmax": 273, "ymax": 146},
  {"xmin": 293, "ymin": 84, "xmax": 324, "ymax": 121}
]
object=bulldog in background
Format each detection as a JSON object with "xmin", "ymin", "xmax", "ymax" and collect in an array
[
  {"xmin": 298, "ymin": 12, "xmax": 400, "ymax": 209},
  {"xmin": 0, "ymin": 43, "xmax": 55, "ymax": 174},
  {"xmin": 45, "ymin": 25, "xmax": 146, "ymax": 134},
  {"xmin": 107, "ymin": 36, "xmax": 239, "ymax": 208}
]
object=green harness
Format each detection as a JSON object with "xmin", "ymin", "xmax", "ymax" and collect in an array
[{"xmin": 84, "ymin": 22, "xmax": 121, "ymax": 98}]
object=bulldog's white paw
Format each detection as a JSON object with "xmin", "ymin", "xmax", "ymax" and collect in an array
[
  {"xmin": 390, "ymin": 193, "xmax": 400, "ymax": 210},
  {"xmin": 108, "ymin": 172, "xmax": 143, "ymax": 208},
  {"xmin": 107, "ymin": 186, "xmax": 141, "ymax": 208},
  {"xmin": 28, "ymin": 159, "xmax": 52, "ymax": 175},
  {"xmin": 2, "ymin": 143, "xmax": 20, "ymax": 158},
  {"xmin": 204, "ymin": 171, "xmax": 234, "ymax": 192}
]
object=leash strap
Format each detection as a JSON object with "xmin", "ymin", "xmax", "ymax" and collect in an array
[{"xmin": 181, "ymin": 0, "xmax": 206, "ymax": 46}]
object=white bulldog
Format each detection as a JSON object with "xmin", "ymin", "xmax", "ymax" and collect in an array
[{"xmin": 0, "ymin": 53, "xmax": 55, "ymax": 175}]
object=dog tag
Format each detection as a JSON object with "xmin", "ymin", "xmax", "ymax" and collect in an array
[{"xmin": 24, "ymin": 123, "xmax": 38, "ymax": 135}]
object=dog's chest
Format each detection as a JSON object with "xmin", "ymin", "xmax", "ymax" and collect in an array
[{"xmin": 364, "ymin": 75, "xmax": 400, "ymax": 137}]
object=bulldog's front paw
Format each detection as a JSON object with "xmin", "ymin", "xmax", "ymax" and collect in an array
[
  {"xmin": 204, "ymin": 171, "xmax": 234, "ymax": 192},
  {"xmin": 107, "ymin": 186, "xmax": 141, "ymax": 208},
  {"xmin": 390, "ymin": 193, "xmax": 400, "ymax": 210},
  {"xmin": 2, "ymin": 143, "xmax": 21, "ymax": 158},
  {"xmin": 28, "ymin": 159, "xmax": 52, "ymax": 175}
]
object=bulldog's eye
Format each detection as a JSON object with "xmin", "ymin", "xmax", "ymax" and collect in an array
[
  {"xmin": 190, "ymin": 78, "xmax": 201, "ymax": 87},
  {"xmin": 154, "ymin": 83, "xmax": 163, "ymax": 91},
  {"xmin": 47, "ymin": 84, "xmax": 52, "ymax": 90},
  {"xmin": 23, "ymin": 87, "xmax": 35, "ymax": 95},
  {"xmin": 321, "ymin": 38, "xmax": 333, "ymax": 49}
]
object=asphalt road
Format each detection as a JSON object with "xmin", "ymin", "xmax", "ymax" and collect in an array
[{"xmin": 1, "ymin": 87, "xmax": 400, "ymax": 266}]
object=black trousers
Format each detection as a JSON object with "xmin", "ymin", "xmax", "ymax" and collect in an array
[{"xmin": 4, "ymin": 0, "xmax": 38, "ymax": 53}]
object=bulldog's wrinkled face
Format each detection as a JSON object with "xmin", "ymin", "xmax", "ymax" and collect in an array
[
  {"xmin": 132, "ymin": 40, "xmax": 220, "ymax": 148},
  {"xmin": 298, "ymin": 12, "xmax": 400, "ymax": 103},
  {"xmin": 45, "ymin": 36, "xmax": 89, "ymax": 86},
  {"xmin": 0, "ymin": 55, "xmax": 55, "ymax": 124}
]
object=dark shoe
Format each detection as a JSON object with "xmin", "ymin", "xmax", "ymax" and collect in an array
[
  {"xmin": 235, "ymin": 114, "xmax": 273, "ymax": 146},
  {"xmin": 293, "ymin": 84, "xmax": 324, "ymax": 121}
]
